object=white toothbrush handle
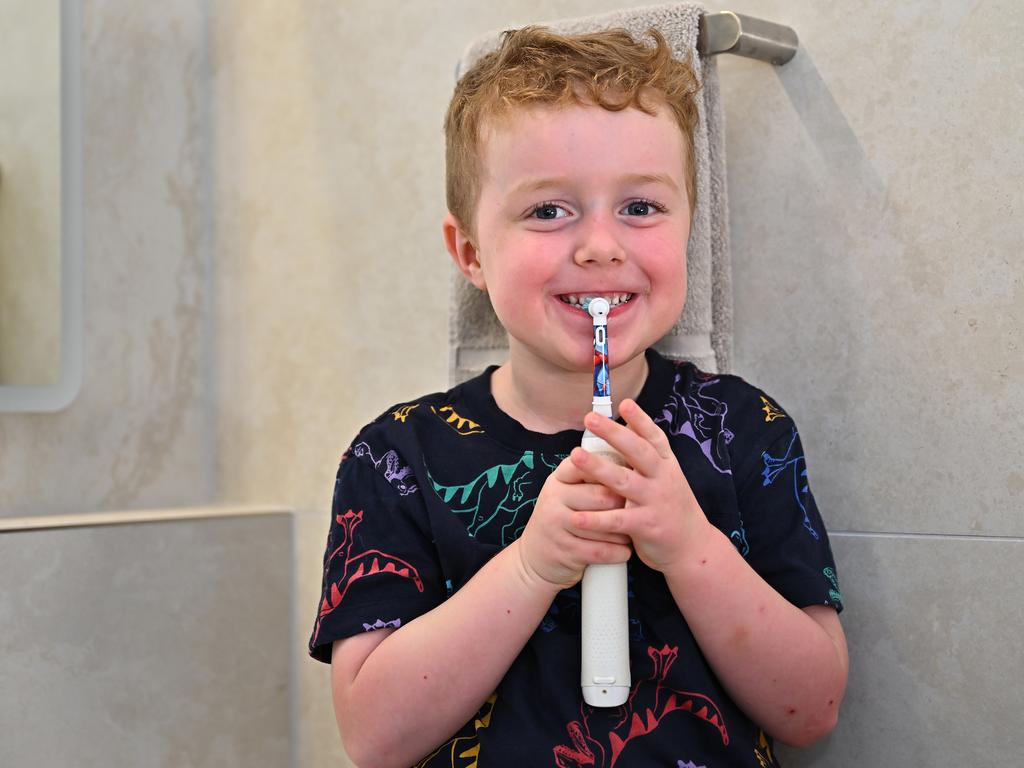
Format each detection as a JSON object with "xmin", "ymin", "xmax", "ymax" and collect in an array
[{"xmin": 579, "ymin": 432, "xmax": 631, "ymax": 706}]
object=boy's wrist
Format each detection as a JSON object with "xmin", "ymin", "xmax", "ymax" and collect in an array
[
  {"xmin": 507, "ymin": 539, "xmax": 572, "ymax": 598},
  {"xmin": 659, "ymin": 517, "xmax": 726, "ymax": 584}
]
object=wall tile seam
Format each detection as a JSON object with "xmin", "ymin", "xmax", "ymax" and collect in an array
[
  {"xmin": 832, "ymin": 529, "xmax": 1024, "ymax": 544},
  {"xmin": 0, "ymin": 507, "xmax": 293, "ymax": 533},
  {"xmin": 288, "ymin": 513, "xmax": 300, "ymax": 768}
]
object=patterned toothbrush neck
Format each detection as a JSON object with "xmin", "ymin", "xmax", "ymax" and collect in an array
[{"xmin": 585, "ymin": 297, "xmax": 612, "ymax": 417}]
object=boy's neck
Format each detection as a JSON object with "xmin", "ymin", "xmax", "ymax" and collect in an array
[{"xmin": 490, "ymin": 351, "xmax": 650, "ymax": 434}]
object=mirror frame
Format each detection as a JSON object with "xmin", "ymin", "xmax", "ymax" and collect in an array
[{"xmin": 0, "ymin": 0, "xmax": 81, "ymax": 412}]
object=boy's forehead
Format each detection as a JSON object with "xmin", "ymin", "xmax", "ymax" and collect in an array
[{"xmin": 478, "ymin": 103, "xmax": 686, "ymax": 187}]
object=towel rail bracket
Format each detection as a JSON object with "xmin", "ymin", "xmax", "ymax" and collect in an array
[{"xmin": 698, "ymin": 11, "xmax": 798, "ymax": 65}]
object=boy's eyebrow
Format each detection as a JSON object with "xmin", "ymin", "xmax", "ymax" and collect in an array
[
  {"xmin": 511, "ymin": 173, "xmax": 679, "ymax": 196},
  {"xmin": 623, "ymin": 173, "xmax": 680, "ymax": 192}
]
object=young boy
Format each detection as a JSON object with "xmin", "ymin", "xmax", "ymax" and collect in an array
[{"xmin": 310, "ymin": 26, "xmax": 847, "ymax": 768}]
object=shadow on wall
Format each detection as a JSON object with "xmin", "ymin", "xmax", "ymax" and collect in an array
[
  {"xmin": 728, "ymin": 41, "xmax": 900, "ymax": 530},
  {"xmin": 758, "ymin": 46, "xmax": 932, "ymax": 766},
  {"xmin": 777, "ymin": 47, "xmax": 885, "ymax": 202}
]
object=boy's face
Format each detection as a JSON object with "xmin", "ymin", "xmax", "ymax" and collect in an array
[{"xmin": 445, "ymin": 102, "xmax": 691, "ymax": 376}]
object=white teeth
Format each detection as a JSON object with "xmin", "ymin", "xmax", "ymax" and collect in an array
[{"xmin": 559, "ymin": 293, "xmax": 634, "ymax": 307}]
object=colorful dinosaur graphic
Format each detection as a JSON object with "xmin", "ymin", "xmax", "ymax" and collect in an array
[
  {"xmin": 553, "ymin": 645, "xmax": 729, "ymax": 767},
  {"xmin": 427, "ymin": 451, "xmax": 562, "ymax": 545},
  {"xmin": 761, "ymin": 428, "xmax": 820, "ymax": 540},
  {"xmin": 352, "ymin": 441, "xmax": 419, "ymax": 496},
  {"xmin": 730, "ymin": 524, "xmax": 750, "ymax": 558},
  {"xmin": 414, "ymin": 694, "xmax": 497, "ymax": 768},
  {"xmin": 656, "ymin": 371, "xmax": 735, "ymax": 474},
  {"xmin": 823, "ymin": 567, "xmax": 843, "ymax": 606},
  {"xmin": 760, "ymin": 395, "xmax": 787, "ymax": 423},
  {"xmin": 753, "ymin": 728, "xmax": 776, "ymax": 767},
  {"xmin": 392, "ymin": 404, "xmax": 420, "ymax": 423},
  {"xmin": 313, "ymin": 508, "xmax": 424, "ymax": 646},
  {"xmin": 432, "ymin": 405, "xmax": 486, "ymax": 436},
  {"xmin": 362, "ymin": 618, "xmax": 402, "ymax": 632}
]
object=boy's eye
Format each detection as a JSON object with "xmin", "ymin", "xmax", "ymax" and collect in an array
[
  {"xmin": 622, "ymin": 200, "xmax": 664, "ymax": 216},
  {"xmin": 530, "ymin": 203, "xmax": 570, "ymax": 220}
]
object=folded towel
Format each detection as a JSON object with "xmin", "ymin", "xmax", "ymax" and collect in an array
[{"xmin": 449, "ymin": 3, "xmax": 732, "ymax": 383}]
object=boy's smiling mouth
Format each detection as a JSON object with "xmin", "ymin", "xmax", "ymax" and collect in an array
[{"xmin": 558, "ymin": 293, "xmax": 635, "ymax": 308}]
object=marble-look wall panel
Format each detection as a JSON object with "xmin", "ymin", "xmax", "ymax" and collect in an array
[
  {"xmin": 776, "ymin": 533, "xmax": 1023, "ymax": 766},
  {"xmin": 717, "ymin": 0, "xmax": 1023, "ymax": 538},
  {"xmin": 210, "ymin": 0, "xmax": 633, "ymax": 514},
  {"xmin": 0, "ymin": 0, "xmax": 215, "ymax": 516},
  {"xmin": 0, "ymin": 514, "xmax": 292, "ymax": 767}
]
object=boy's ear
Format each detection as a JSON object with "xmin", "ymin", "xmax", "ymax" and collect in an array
[{"xmin": 443, "ymin": 213, "xmax": 487, "ymax": 292}]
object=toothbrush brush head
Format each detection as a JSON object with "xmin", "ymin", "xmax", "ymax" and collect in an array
[{"xmin": 584, "ymin": 296, "xmax": 610, "ymax": 321}]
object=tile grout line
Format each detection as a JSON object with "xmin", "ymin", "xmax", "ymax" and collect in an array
[
  {"xmin": 832, "ymin": 529, "xmax": 1024, "ymax": 544},
  {"xmin": 0, "ymin": 506, "xmax": 292, "ymax": 533}
]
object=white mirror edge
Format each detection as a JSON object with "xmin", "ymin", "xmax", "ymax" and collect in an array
[{"xmin": 0, "ymin": 0, "xmax": 82, "ymax": 413}]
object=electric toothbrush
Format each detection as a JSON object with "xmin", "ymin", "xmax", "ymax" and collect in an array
[{"xmin": 579, "ymin": 296, "xmax": 631, "ymax": 707}]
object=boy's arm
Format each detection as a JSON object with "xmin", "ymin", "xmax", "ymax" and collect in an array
[
  {"xmin": 330, "ymin": 458, "xmax": 631, "ymax": 768},
  {"xmin": 661, "ymin": 524, "xmax": 848, "ymax": 747},
  {"xmin": 331, "ymin": 541, "xmax": 556, "ymax": 768},
  {"xmin": 572, "ymin": 401, "xmax": 848, "ymax": 748}
]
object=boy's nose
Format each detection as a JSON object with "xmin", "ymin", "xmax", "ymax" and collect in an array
[{"xmin": 573, "ymin": 215, "xmax": 627, "ymax": 266}]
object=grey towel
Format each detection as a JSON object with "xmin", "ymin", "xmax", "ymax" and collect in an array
[{"xmin": 449, "ymin": 3, "xmax": 732, "ymax": 384}]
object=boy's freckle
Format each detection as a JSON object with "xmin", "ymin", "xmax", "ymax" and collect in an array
[
  {"xmin": 787, "ymin": 708, "xmax": 797, "ymax": 716},
  {"xmin": 699, "ymin": 558, "xmax": 707, "ymax": 565},
  {"xmin": 506, "ymin": 609, "xmax": 512, "ymax": 615},
  {"xmin": 423, "ymin": 675, "xmax": 428, "ymax": 680},
  {"xmin": 828, "ymin": 699, "xmax": 835, "ymax": 706}
]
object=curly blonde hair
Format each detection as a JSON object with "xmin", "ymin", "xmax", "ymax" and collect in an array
[{"xmin": 444, "ymin": 25, "xmax": 701, "ymax": 237}]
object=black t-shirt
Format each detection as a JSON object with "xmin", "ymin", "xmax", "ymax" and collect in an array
[{"xmin": 309, "ymin": 349, "xmax": 843, "ymax": 767}]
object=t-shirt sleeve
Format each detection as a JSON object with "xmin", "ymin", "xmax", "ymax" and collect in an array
[
  {"xmin": 734, "ymin": 423, "xmax": 844, "ymax": 614},
  {"xmin": 308, "ymin": 450, "xmax": 445, "ymax": 663}
]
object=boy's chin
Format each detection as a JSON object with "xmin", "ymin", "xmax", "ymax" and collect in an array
[{"xmin": 508, "ymin": 347, "xmax": 594, "ymax": 376}]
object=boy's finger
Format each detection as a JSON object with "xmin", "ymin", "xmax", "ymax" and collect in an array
[
  {"xmin": 581, "ymin": 411, "xmax": 645, "ymax": 456},
  {"xmin": 620, "ymin": 399, "xmax": 674, "ymax": 461},
  {"xmin": 569, "ymin": 447, "xmax": 641, "ymax": 502},
  {"xmin": 563, "ymin": 482, "xmax": 624, "ymax": 511},
  {"xmin": 570, "ymin": 521, "xmax": 631, "ymax": 546},
  {"xmin": 572, "ymin": 508, "xmax": 630, "ymax": 537},
  {"xmin": 581, "ymin": 410, "xmax": 661, "ymax": 478},
  {"xmin": 552, "ymin": 454, "xmax": 587, "ymax": 484}
]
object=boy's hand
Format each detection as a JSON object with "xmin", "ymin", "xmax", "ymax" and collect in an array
[
  {"xmin": 569, "ymin": 399, "xmax": 711, "ymax": 574},
  {"xmin": 515, "ymin": 457, "xmax": 633, "ymax": 591}
]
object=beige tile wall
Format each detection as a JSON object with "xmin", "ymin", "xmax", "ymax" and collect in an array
[
  {"xmin": 777, "ymin": 534, "xmax": 1023, "ymax": 765},
  {"xmin": 0, "ymin": 513, "xmax": 292, "ymax": 767},
  {"xmin": 0, "ymin": 0, "xmax": 216, "ymax": 516},
  {"xmin": 721, "ymin": 1, "xmax": 1024, "ymax": 764},
  {"xmin": 721, "ymin": 0, "xmax": 1023, "ymax": 538}
]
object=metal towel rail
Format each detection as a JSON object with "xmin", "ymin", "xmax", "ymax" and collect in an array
[{"xmin": 698, "ymin": 11, "xmax": 798, "ymax": 65}]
